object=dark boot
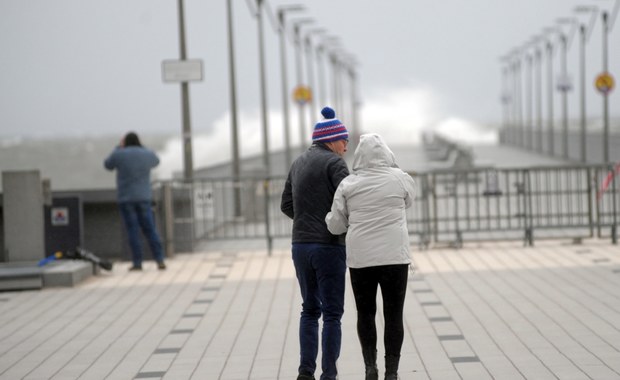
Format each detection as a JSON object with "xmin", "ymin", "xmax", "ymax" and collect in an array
[
  {"xmin": 362, "ymin": 347, "xmax": 378, "ymax": 380},
  {"xmin": 384, "ymin": 355, "xmax": 400, "ymax": 380}
]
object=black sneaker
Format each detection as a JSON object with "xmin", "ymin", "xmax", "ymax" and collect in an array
[
  {"xmin": 157, "ymin": 262, "xmax": 167, "ymax": 270},
  {"xmin": 129, "ymin": 265, "xmax": 142, "ymax": 271},
  {"xmin": 296, "ymin": 374, "xmax": 315, "ymax": 380}
]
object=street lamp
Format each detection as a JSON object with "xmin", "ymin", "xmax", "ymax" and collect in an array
[
  {"xmin": 303, "ymin": 28, "xmax": 326, "ymax": 120},
  {"xmin": 315, "ymin": 43, "xmax": 328, "ymax": 108},
  {"xmin": 514, "ymin": 54, "xmax": 524, "ymax": 148},
  {"xmin": 226, "ymin": 0, "xmax": 241, "ymax": 216},
  {"xmin": 574, "ymin": 5, "xmax": 599, "ymax": 162},
  {"xmin": 176, "ymin": 0, "xmax": 193, "ymax": 181},
  {"xmin": 542, "ymin": 28, "xmax": 557, "ymax": 156},
  {"xmin": 349, "ymin": 61, "xmax": 360, "ymax": 144},
  {"xmin": 535, "ymin": 45, "xmax": 544, "ymax": 153},
  {"xmin": 255, "ymin": 0, "xmax": 270, "ymax": 176},
  {"xmin": 524, "ymin": 49, "xmax": 534, "ymax": 150},
  {"xmin": 323, "ymin": 37, "xmax": 344, "ymax": 113},
  {"xmin": 277, "ymin": 5, "xmax": 305, "ymax": 168},
  {"xmin": 555, "ymin": 18, "xmax": 577, "ymax": 160},
  {"xmin": 291, "ymin": 18, "xmax": 313, "ymax": 147},
  {"xmin": 592, "ymin": 0, "xmax": 620, "ymax": 163},
  {"xmin": 255, "ymin": 0, "xmax": 272, "ymax": 254},
  {"xmin": 344, "ymin": 55, "xmax": 361, "ymax": 143}
]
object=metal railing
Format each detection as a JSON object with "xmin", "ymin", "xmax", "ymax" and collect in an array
[{"xmin": 153, "ymin": 164, "xmax": 619, "ymax": 253}]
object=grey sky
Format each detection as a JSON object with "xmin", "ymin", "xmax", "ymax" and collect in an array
[{"xmin": 1, "ymin": 0, "xmax": 618, "ymax": 146}]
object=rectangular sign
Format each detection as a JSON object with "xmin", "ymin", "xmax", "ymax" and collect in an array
[
  {"xmin": 162, "ymin": 59, "xmax": 203, "ymax": 83},
  {"xmin": 51, "ymin": 207, "xmax": 69, "ymax": 226}
]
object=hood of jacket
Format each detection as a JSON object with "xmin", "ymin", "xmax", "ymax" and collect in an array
[{"xmin": 352, "ymin": 133, "xmax": 396, "ymax": 171}]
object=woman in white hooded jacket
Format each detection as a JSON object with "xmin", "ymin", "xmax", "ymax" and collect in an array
[{"xmin": 326, "ymin": 133, "xmax": 416, "ymax": 380}]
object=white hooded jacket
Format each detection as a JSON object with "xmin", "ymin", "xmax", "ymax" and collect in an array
[{"xmin": 325, "ymin": 133, "xmax": 416, "ymax": 268}]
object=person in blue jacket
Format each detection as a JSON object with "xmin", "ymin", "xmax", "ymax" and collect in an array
[{"xmin": 104, "ymin": 132, "xmax": 166, "ymax": 271}]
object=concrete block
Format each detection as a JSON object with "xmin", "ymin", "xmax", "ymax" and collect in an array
[{"xmin": 42, "ymin": 260, "xmax": 94, "ymax": 287}]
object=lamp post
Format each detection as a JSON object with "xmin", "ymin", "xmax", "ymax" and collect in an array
[
  {"xmin": 255, "ymin": 0, "xmax": 272, "ymax": 254},
  {"xmin": 499, "ymin": 59, "xmax": 512, "ymax": 145},
  {"xmin": 277, "ymin": 5, "xmax": 304, "ymax": 169},
  {"xmin": 177, "ymin": 0, "xmax": 193, "ymax": 181},
  {"xmin": 525, "ymin": 51, "xmax": 534, "ymax": 150},
  {"xmin": 304, "ymin": 29, "xmax": 326, "ymax": 120},
  {"xmin": 349, "ymin": 64, "xmax": 360, "ymax": 142},
  {"xmin": 579, "ymin": 24, "xmax": 588, "ymax": 162},
  {"xmin": 535, "ymin": 46, "xmax": 544, "ymax": 153},
  {"xmin": 558, "ymin": 32, "xmax": 570, "ymax": 159},
  {"xmin": 594, "ymin": 0, "xmax": 619, "ymax": 163},
  {"xmin": 345, "ymin": 56, "xmax": 360, "ymax": 143},
  {"xmin": 256, "ymin": 0, "xmax": 270, "ymax": 176},
  {"xmin": 292, "ymin": 18, "xmax": 313, "ymax": 147},
  {"xmin": 602, "ymin": 10, "xmax": 610, "ymax": 163},
  {"xmin": 324, "ymin": 37, "xmax": 343, "ymax": 111},
  {"xmin": 557, "ymin": 17, "xmax": 580, "ymax": 160},
  {"xmin": 315, "ymin": 43, "xmax": 327, "ymax": 108},
  {"xmin": 544, "ymin": 35, "xmax": 555, "ymax": 156},
  {"xmin": 511, "ymin": 54, "xmax": 523, "ymax": 147},
  {"xmin": 574, "ymin": 5, "xmax": 599, "ymax": 163},
  {"xmin": 226, "ymin": 0, "xmax": 241, "ymax": 216}
]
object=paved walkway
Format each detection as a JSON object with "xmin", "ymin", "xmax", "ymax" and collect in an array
[{"xmin": 0, "ymin": 239, "xmax": 619, "ymax": 380}]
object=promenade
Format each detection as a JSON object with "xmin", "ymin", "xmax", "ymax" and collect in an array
[{"xmin": 1, "ymin": 239, "xmax": 619, "ymax": 380}]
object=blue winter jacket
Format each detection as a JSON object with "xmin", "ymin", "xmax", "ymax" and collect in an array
[{"xmin": 104, "ymin": 146, "xmax": 159, "ymax": 202}]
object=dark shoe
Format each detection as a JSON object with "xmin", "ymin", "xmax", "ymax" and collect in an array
[
  {"xmin": 365, "ymin": 365, "xmax": 379, "ymax": 380},
  {"xmin": 128, "ymin": 265, "xmax": 142, "ymax": 271},
  {"xmin": 157, "ymin": 261, "xmax": 167, "ymax": 270},
  {"xmin": 362, "ymin": 347, "xmax": 379, "ymax": 380},
  {"xmin": 296, "ymin": 374, "xmax": 315, "ymax": 380},
  {"xmin": 385, "ymin": 354, "xmax": 400, "ymax": 380}
]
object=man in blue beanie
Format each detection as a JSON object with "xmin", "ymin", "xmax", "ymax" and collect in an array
[
  {"xmin": 281, "ymin": 107, "xmax": 350, "ymax": 380},
  {"xmin": 104, "ymin": 132, "xmax": 166, "ymax": 271}
]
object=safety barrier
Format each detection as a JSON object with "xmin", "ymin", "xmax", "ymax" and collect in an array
[{"xmin": 153, "ymin": 164, "xmax": 618, "ymax": 253}]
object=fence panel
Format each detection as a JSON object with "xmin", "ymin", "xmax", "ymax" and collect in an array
[{"xmin": 154, "ymin": 165, "xmax": 619, "ymax": 252}]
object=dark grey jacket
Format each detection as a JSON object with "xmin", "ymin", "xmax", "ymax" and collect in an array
[{"xmin": 281, "ymin": 143, "xmax": 349, "ymax": 245}]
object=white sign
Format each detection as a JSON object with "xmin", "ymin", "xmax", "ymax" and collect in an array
[
  {"xmin": 194, "ymin": 186, "xmax": 214, "ymax": 220},
  {"xmin": 162, "ymin": 59, "xmax": 203, "ymax": 82},
  {"xmin": 556, "ymin": 74, "xmax": 573, "ymax": 92},
  {"xmin": 51, "ymin": 207, "xmax": 69, "ymax": 226}
]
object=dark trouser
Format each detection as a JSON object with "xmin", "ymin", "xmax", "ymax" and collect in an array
[
  {"xmin": 349, "ymin": 264, "xmax": 409, "ymax": 357},
  {"xmin": 119, "ymin": 201, "xmax": 164, "ymax": 267},
  {"xmin": 292, "ymin": 243, "xmax": 346, "ymax": 380}
]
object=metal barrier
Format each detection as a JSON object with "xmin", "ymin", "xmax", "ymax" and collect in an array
[{"xmin": 153, "ymin": 165, "xmax": 619, "ymax": 253}]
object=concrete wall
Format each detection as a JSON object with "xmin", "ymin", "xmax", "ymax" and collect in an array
[
  {"xmin": 2, "ymin": 171, "xmax": 45, "ymax": 262},
  {"xmin": 1, "ymin": 189, "xmax": 133, "ymax": 263}
]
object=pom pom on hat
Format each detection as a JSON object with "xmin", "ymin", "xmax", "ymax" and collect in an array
[
  {"xmin": 312, "ymin": 106, "xmax": 349, "ymax": 143},
  {"xmin": 321, "ymin": 106, "xmax": 336, "ymax": 119}
]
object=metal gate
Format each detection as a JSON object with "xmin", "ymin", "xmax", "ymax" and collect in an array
[{"xmin": 153, "ymin": 164, "xmax": 619, "ymax": 253}]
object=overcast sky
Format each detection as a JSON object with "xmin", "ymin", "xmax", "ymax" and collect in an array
[{"xmin": 1, "ymin": 0, "xmax": 618, "ymax": 164}]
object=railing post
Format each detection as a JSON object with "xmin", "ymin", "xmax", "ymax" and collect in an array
[
  {"xmin": 453, "ymin": 172, "xmax": 462, "ymax": 248},
  {"xmin": 162, "ymin": 182, "xmax": 175, "ymax": 257},
  {"xmin": 420, "ymin": 174, "xmax": 432, "ymax": 249},
  {"xmin": 263, "ymin": 178, "xmax": 273, "ymax": 256},
  {"xmin": 611, "ymin": 164, "xmax": 618, "ymax": 245},
  {"xmin": 523, "ymin": 169, "xmax": 534, "ymax": 246},
  {"xmin": 586, "ymin": 167, "xmax": 594, "ymax": 238}
]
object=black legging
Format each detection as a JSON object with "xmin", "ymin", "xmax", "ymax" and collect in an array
[{"xmin": 349, "ymin": 264, "xmax": 409, "ymax": 357}]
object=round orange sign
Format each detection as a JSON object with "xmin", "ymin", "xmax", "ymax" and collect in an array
[
  {"xmin": 293, "ymin": 85, "xmax": 312, "ymax": 105},
  {"xmin": 595, "ymin": 72, "xmax": 615, "ymax": 94}
]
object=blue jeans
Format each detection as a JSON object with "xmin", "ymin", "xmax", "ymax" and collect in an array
[
  {"xmin": 292, "ymin": 243, "xmax": 346, "ymax": 380},
  {"xmin": 119, "ymin": 201, "xmax": 164, "ymax": 267}
]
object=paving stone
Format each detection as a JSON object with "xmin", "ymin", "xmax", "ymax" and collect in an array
[{"xmin": 0, "ymin": 241, "xmax": 618, "ymax": 379}]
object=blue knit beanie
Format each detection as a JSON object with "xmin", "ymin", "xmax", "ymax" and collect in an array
[{"xmin": 312, "ymin": 107, "xmax": 349, "ymax": 143}]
